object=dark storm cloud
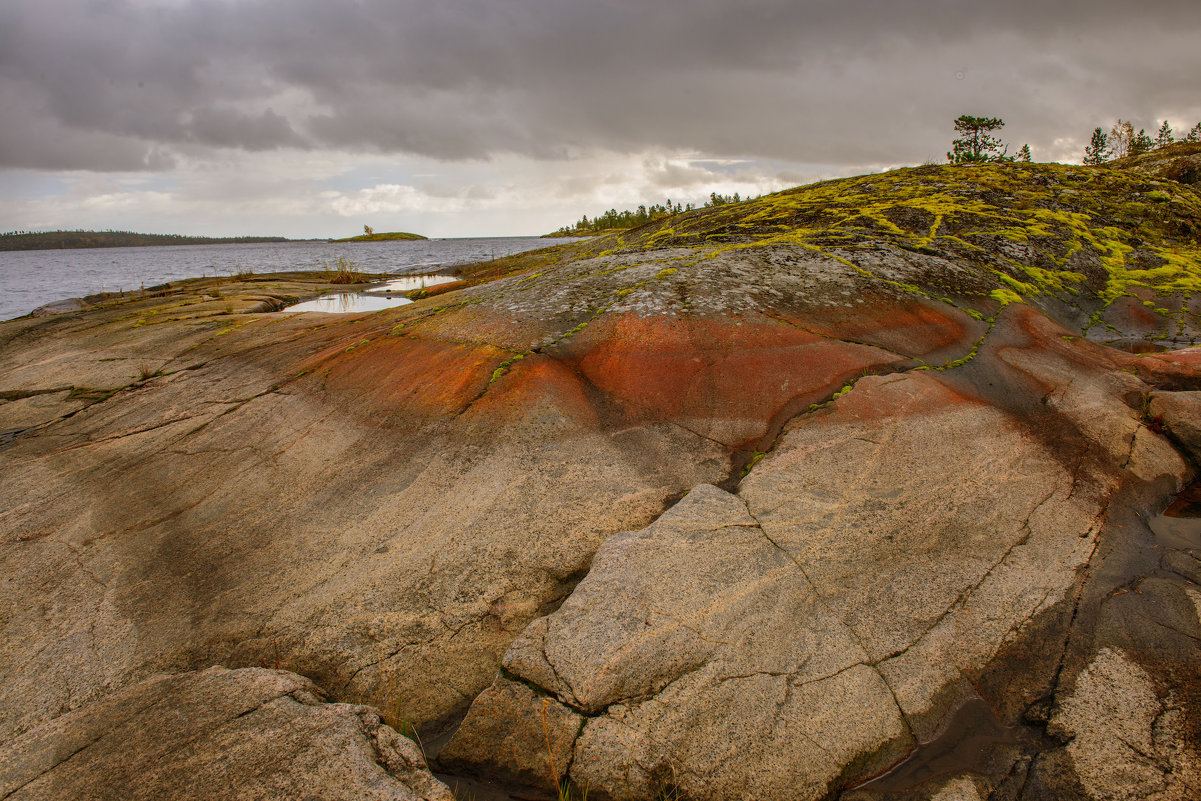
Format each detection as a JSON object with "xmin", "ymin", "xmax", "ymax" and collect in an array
[{"xmin": 2, "ymin": 0, "xmax": 1199, "ymax": 170}]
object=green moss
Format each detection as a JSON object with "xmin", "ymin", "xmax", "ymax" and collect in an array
[
  {"xmin": 489, "ymin": 353, "xmax": 526, "ymax": 384},
  {"xmin": 740, "ymin": 451, "xmax": 767, "ymax": 478},
  {"xmin": 990, "ymin": 288, "xmax": 1024, "ymax": 306}
]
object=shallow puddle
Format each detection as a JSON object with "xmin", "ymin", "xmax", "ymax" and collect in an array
[
  {"xmin": 282, "ymin": 273, "xmax": 456, "ymax": 313},
  {"xmin": 365, "ymin": 274, "xmax": 457, "ymax": 294},
  {"xmin": 1149, "ymin": 481, "xmax": 1201, "ymax": 548},
  {"xmin": 285, "ymin": 293, "xmax": 412, "ymax": 313},
  {"xmin": 852, "ymin": 697, "xmax": 1018, "ymax": 793},
  {"xmin": 1105, "ymin": 340, "xmax": 1169, "ymax": 354}
]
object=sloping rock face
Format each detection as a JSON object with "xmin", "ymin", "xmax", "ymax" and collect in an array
[
  {"xmin": 2, "ymin": 161, "xmax": 1201, "ymax": 800},
  {"xmin": 0, "ymin": 666, "xmax": 453, "ymax": 801}
]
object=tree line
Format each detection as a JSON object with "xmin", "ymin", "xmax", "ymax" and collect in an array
[
  {"xmin": 0, "ymin": 229, "xmax": 289, "ymax": 251},
  {"xmin": 947, "ymin": 115, "xmax": 1201, "ymax": 166},
  {"xmin": 1082, "ymin": 119, "xmax": 1201, "ymax": 165},
  {"xmin": 553, "ymin": 192, "xmax": 753, "ymax": 236}
]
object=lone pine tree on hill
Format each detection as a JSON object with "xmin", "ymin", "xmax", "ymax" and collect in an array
[
  {"xmin": 1083, "ymin": 128, "xmax": 1109, "ymax": 165},
  {"xmin": 947, "ymin": 115, "xmax": 1007, "ymax": 163}
]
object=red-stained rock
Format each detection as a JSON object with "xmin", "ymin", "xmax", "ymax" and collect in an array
[
  {"xmin": 558, "ymin": 312, "xmax": 909, "ymax": 445},
  {"xmin": 776, "ymin": 295, "xmax": 983, "ymax": 364},
  {"xmin": 303, "ymin": 335, "xmax": 508, "ymax": 419}
]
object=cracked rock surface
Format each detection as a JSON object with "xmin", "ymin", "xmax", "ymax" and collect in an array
[
  {"xmin": 449, "ymin": 323, "xmax": 1192, "ymax": 799},
  {"xmin": 0, "ymin": 666, "xmax": 454, "ymax": 801}
]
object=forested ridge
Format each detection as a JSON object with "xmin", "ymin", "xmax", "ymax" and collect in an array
[{"xmin": 0, "ymin": 230, "xmax": 290, "ymax": 251}]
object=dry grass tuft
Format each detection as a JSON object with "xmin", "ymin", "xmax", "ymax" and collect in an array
[{"xmin": 324, "ymin": 255, "xmax": 367, "ymax": 284}]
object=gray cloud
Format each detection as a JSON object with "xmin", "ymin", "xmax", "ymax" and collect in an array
[{"xmin": 2, "ymin": 0, "xmax": 1200, "ymax": 171}]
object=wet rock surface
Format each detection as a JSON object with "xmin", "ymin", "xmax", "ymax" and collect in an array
[{"xmin": 3, "ymin": 160, "xmax": 1201, "ymax": 799}]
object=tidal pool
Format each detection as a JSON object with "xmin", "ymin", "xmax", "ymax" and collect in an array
[
  {"xmin": 285, "ymin": 293, "xmax": 412, "ymax": 313},
  {"xmin": 365, "ymin": 274, "xmax": 457, "ymax": 294},
  {"xmin": 283, "ymin": 273, "xmax": 458, "ymax": 313}
]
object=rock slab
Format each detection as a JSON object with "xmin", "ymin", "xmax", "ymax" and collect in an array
[{"xmin": 0, "ymin": 666, "xmax": 454, "ymax": 801}]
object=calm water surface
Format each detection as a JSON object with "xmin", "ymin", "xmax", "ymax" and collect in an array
[{"xmin": 0, "ymin": 237, "xmax": 569, "ymax": 321}]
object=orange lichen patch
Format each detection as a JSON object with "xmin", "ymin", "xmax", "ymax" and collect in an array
[
  {"xmin": 780, "ymin": 296, "xmax": 980, "ymax": 361},
  {"xmin": 1132, "ymin": 346, "xmax": 1201, "ymax": 380},
  {"xmin": 812, "ymin": 369, "xmax": 985, "ymax": 426},
  {"xmin": 557, "ymin": 313, "xmax": 909, "ymax": 445},
  {"xmin": 465, "ymin": 354, "xmax": 601, "ymax": 430},
  {"xmin": 401, "ymin": 305, "xmax": 560, "ymax": 353},
  {"xmin": 310, "ymin": 336, "xmax": 507, "ymax": 419}
]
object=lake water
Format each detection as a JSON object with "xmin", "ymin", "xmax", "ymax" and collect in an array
[{"xmin": 0, "ymin": 237, "xmax": 568, "ymax": 321}]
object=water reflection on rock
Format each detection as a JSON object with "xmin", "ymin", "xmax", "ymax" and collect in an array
[
  {"xmin": 285, "ymin": 292, "xmax": 412, "ymax": 313},
  {"xmin": 366, "ymin": 274, "xmax": 457, "ymax": 294}
]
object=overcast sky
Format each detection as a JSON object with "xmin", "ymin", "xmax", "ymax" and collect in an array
[{"xmin": 1, "ymin": 0, "xmax": 1199, "ymax": 238}]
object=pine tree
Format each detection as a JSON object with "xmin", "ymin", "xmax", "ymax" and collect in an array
[
  {"xmin": 947, "ymin": 115, "xmax": 1007, "ymax": 163},
  {"xmin": 1130, "ymin": 128, "xmax": 1154, "ymax": 157},
  {"xmin": 1155, "ymin": 121, "xmax": 1174, "ymax": 148},
  {"xmin": 1016, "ymin": 144, "xmax": 1032, "ymax": 163},
  {"xmin": 1186, "ymin": 122, "xmax": 1201, "ymax": 143},
  {"xmin": 1083, "ymin": 128, "xmax": 1109, "ymax": 165}
]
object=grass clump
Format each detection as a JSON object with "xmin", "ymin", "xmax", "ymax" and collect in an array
[{"xmin": 324, "ymin": 255, "xmax": 368, "ymax": 284}]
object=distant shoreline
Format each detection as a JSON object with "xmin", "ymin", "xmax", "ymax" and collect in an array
[{"xmin": 0, "ymin": 230, "xmax": 296, "ymax": 251}]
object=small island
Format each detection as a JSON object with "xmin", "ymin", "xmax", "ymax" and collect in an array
[{"xmin": 331, "ymin": 227, "xmax": 427, "ymax": 242}]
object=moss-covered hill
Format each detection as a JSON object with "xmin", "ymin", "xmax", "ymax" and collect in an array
[{"xmin": 460, "ymin": 148, "xmax": 1201, "ymax": 346}]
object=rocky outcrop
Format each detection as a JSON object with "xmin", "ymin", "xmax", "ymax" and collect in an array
[
  {"xmin": 2, "ymin": 161, "xmax": 1201, "ymax": 799},
  {"xmin": 0, "ymin": 666, "xmax": 453, "ymax": 801},
  {"xmin": 446, "ymin": 307, "xmax": 1196, "ymax": 800}
]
